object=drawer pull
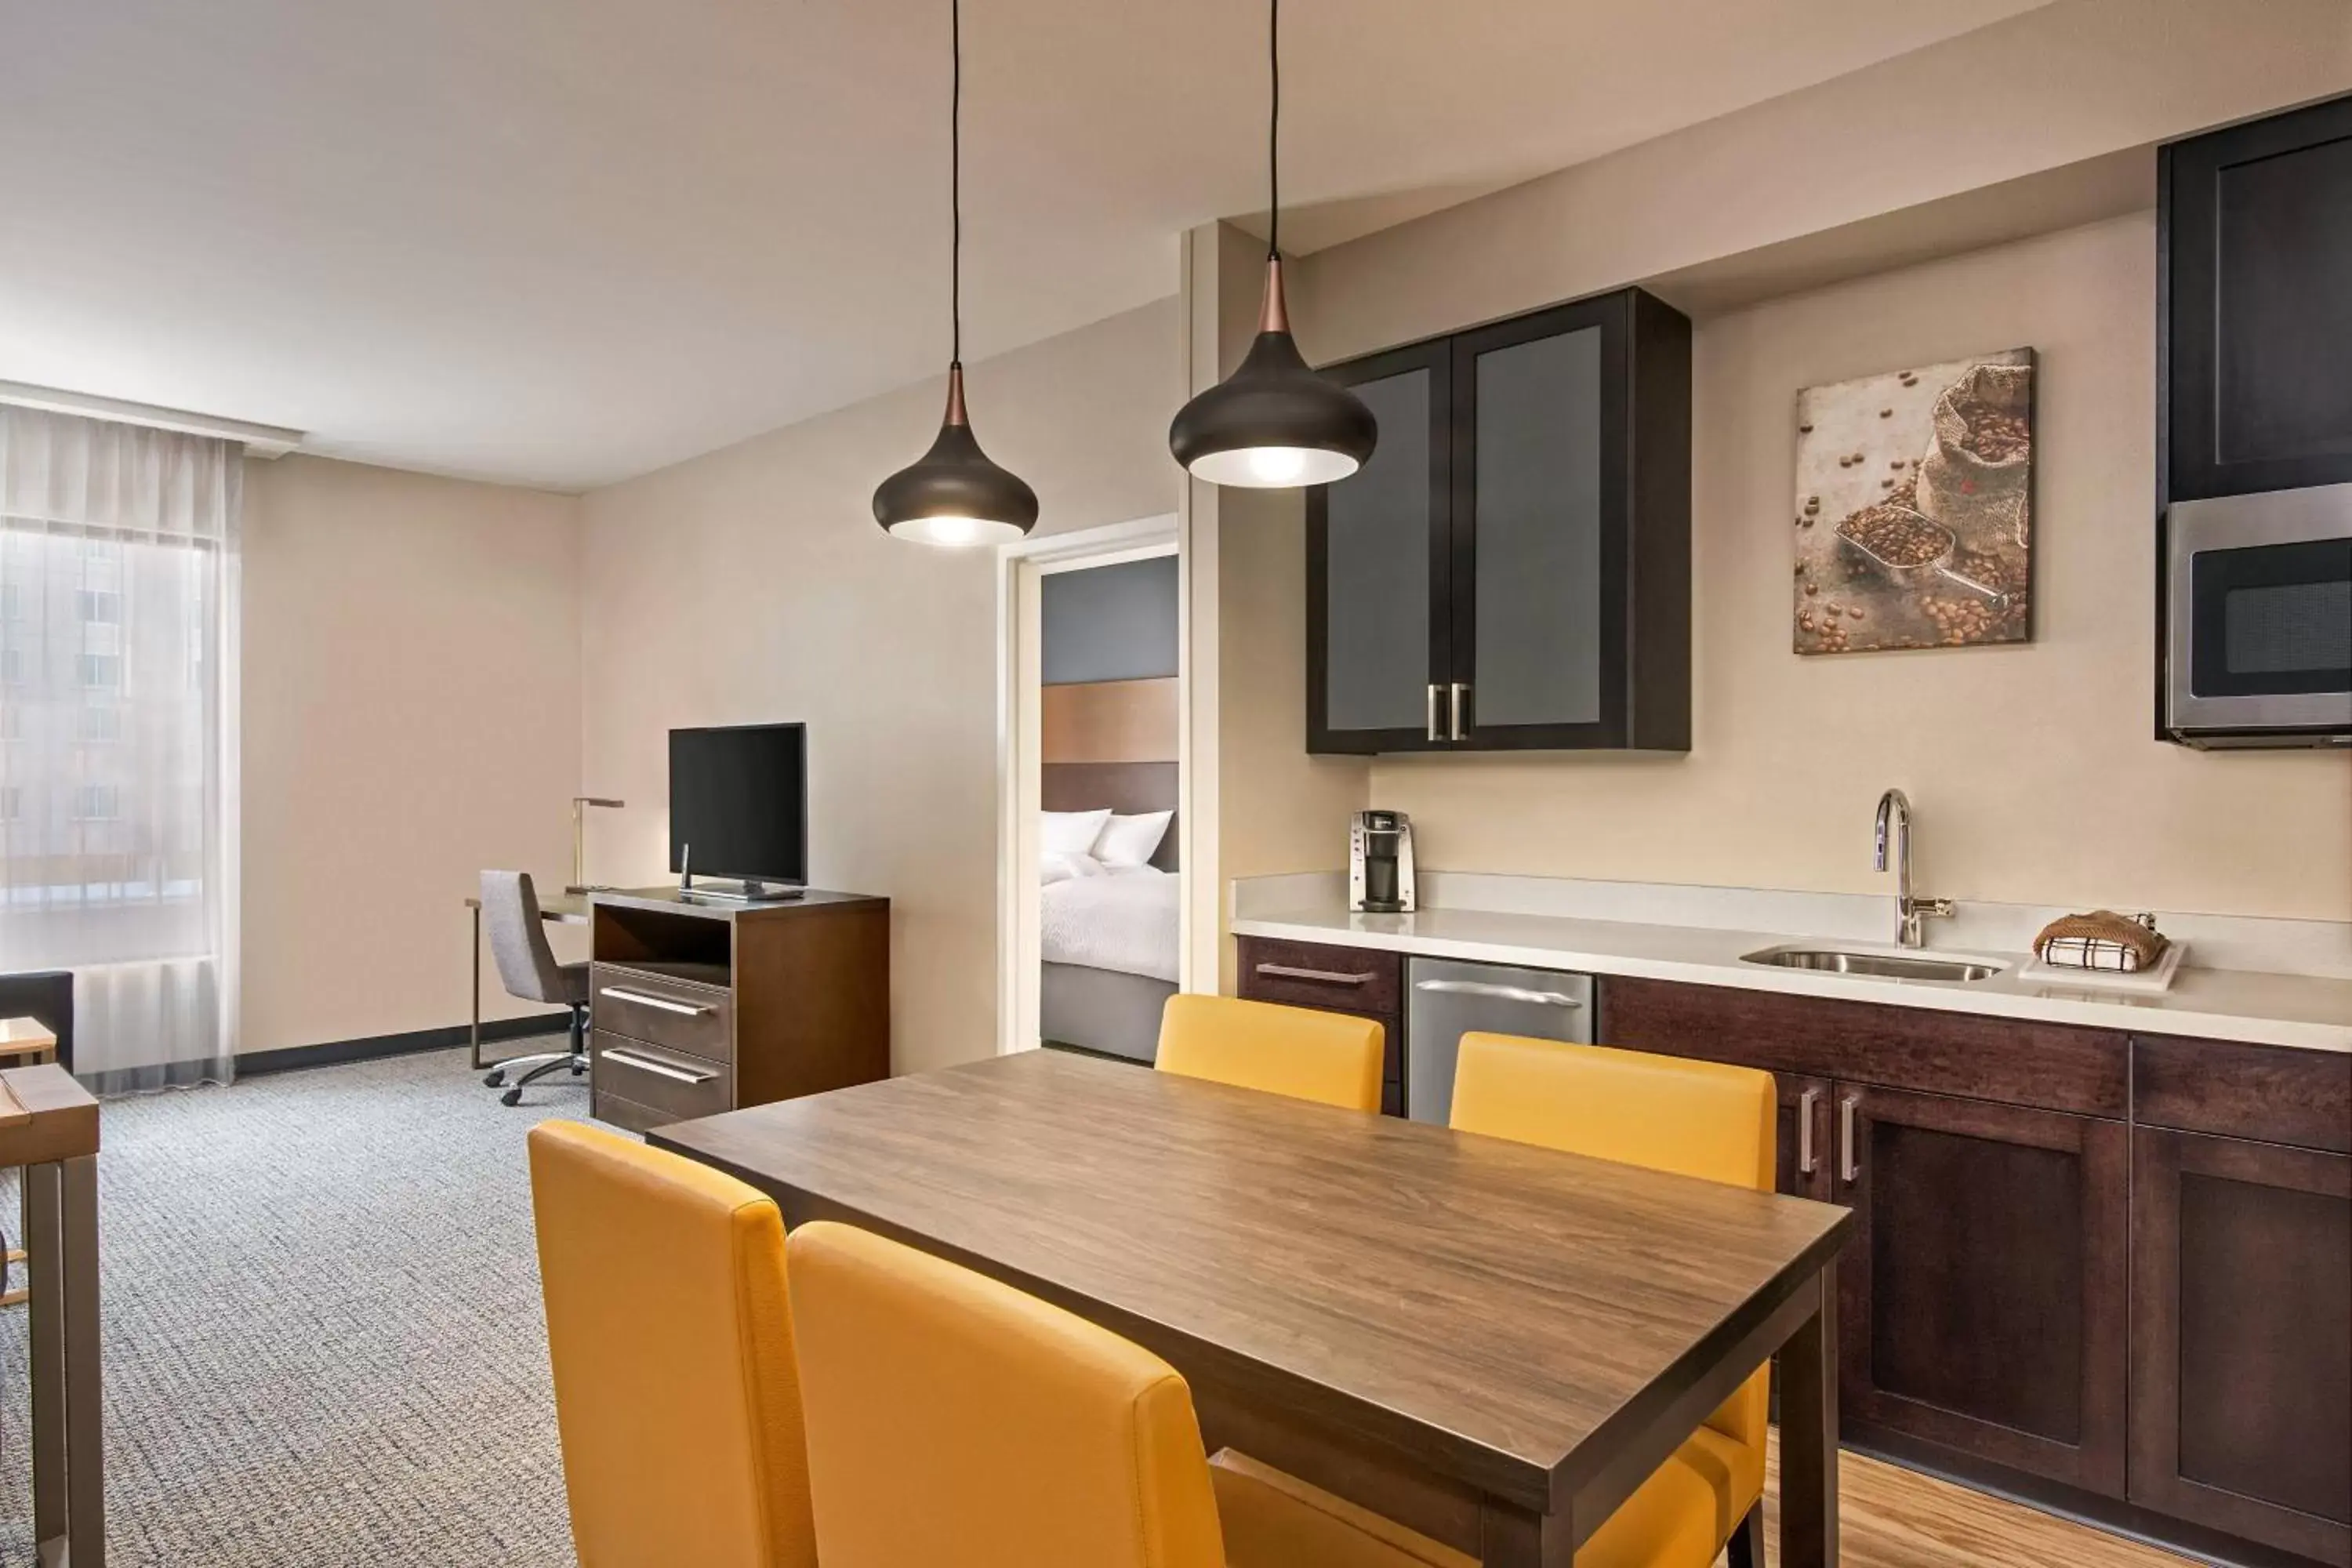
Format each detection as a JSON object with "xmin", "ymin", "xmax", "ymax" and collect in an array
[
  {"xmin": 1412, "ymin": 978, "xmax": 1582, "ymax": 1009},
  {"xmin": 600, "ymin": 986, "xmax": 711, "ymax": 1018},
  {"xmin": 1839, "ymin": 1094, "xmax": 1861, "ymax": 1184},
  {"xmin": 1257, "ymin": 964, "xmax": 1376, "ymax": 987},
  {"xmin": 601, "ymin": 1047, "xmax": 719, "ymax": 1086},
  {"xmin": 1798, "ymin": 1087, "xmax": 1820, "ymax": 1175}
]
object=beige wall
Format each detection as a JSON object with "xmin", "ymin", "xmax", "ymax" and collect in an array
[
  {"xmin": 1294, "ymin": 0, "xmax": 2352, "ymax": 362},
  {"xmin": 579, "ymin": 299, "xmax": 1180, "ymax": 1075},
  {"xmin": 1365, "ymin": 215, "xmax": 2350, "ymax": 921},
  {"xmin": 240, "ymin": 455, "xmax": 584, "ymax": 1054},
  {"xmin": 1240, "ymin": 0, "xmax": 2352, "ymax": 926}
]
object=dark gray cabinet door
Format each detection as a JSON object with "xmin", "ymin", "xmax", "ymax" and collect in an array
[
  {"xmin": 1455, "ymin": 317, "xmax": 1609, "ymax": 739},
  {"xmin": 2163, "ymin": 93, "xmax": 2352, "ymax": 503},
  {"xmin": 1308, "ymin": 339, "xmax": 1451, "ymax": 753}
]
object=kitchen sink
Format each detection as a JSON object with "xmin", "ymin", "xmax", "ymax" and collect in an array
[{"xmin": 1740, "ymin": 945, "xmax": 2004, "ymax": 983}]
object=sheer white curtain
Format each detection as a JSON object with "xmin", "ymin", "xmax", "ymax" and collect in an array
[{"xmin": 0, "ymin": 406, "xmax": 239, "ymax": 1091}]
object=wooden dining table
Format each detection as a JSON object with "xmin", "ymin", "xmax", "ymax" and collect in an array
[{"xmin": 654, "ymin": 1048, "xmax": 1854, "ymax": 1567}]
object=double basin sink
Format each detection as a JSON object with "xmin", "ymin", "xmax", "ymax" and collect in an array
[{"xmin": 1740, "ymin": 944, "xmax": 2005, "ymax": 984}]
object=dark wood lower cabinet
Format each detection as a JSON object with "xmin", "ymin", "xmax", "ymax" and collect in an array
[
  {"xmin": 2130, "ymin": 1127, "xmax": 2352, "ymax": 1567},
  {"xmin": 1832, "ymin": 1084, "xmax": 2130, "ymax": 1500}
]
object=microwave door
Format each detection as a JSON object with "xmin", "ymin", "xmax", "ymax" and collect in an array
[{"xmin": 2168, "ymin": 488, "xmax": 2352, "ymax": 742}]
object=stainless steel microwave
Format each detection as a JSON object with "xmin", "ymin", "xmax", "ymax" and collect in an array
[{"xmin": 2166, "ymin": 484, "xmax": 2352, "ymax": 748}]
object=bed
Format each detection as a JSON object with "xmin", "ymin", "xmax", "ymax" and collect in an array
[{"xmin": 1038, "ymin": 748, "xmax": 1179, "ymax": 1064}]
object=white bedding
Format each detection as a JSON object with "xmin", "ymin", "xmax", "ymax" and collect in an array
[{"xmin": 1040, "ymin": 865, "xmax": 1179, "ymax": 982}]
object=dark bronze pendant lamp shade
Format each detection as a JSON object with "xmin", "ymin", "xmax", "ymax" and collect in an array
[
  {"xmin": 874, "ymin": 0, "xmax": 1039, "ymax": 546},
  {"xmin": 1167, "ymin": 0, "xmax": 1375, "ymax": 488}
]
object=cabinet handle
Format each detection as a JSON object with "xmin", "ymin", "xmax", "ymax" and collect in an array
[
  {"xmin": 1798, "ymin": 1087, "xmax": 1820, "ymax": 1175},
  {"xmin": 1257, "ymin": 963, "xmax": 1375, "ymax": 987},
  {"xmin": 1838, "ymin": 1094, "xmax": 1860, "ymax": 1183},
  {"xmin": 1426, "ymin": 684, "xmax": 1443, "ymax": 743},
  {"xmin": 600, "ymin": 986, "xmax": 711, "ymax": 1018},
  {"xmin": 601, "ymin": 1047, "xmax": 720, "ymax": 1085},
  {"xmin": 1412, "ymin": 978, "xmax": 1581, "ymax": 1008},
  {"xmin": 1449, "ymin": 682, "xmax": 1468, "ymax": 741}
]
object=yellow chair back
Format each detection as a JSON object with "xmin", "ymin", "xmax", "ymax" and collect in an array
[
  {"xmin": 1450, "ymin": 1033, "xmax": 1775, "ymax": 1457},
  {"xmin": 785, "ymin": 1221, "xmax": 1228, "ymax": 1568},
  {"xmin": 1156, "ymin": 993, "xmax": 1384, "ymax": 1112},
  {"xmin": 527, "ymin": 1121, "xmax": 815, "ymax": 1568}
]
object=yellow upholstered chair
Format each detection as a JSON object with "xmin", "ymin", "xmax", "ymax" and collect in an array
[
  {"xmin": 1156, "ymin": 993, "xmax": 1384, "ymax": 1113},
  {"xmin": 784, "ymin": 1218, "xmax": 1226, "ymax": 1567},
  {"xmin": 527, "ymin": 1121, "xmax": 815, "ymax": 1568},
  {"xmin": 1452, "ymin": 1033, "xmax": 1778, "ymax": 1566},
  {"xmin": 786, "ymin": 1219, "xmax": 1718, "ymax": 1568}
]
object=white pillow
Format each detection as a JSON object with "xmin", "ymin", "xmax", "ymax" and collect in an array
[
  {"xmin": 1094, "ymin": 809, "xmax": 1173, "ymax": 869},
  {"xmin": 1041, "ymin": 808, "xmax": 1112, "ymax": 857}
]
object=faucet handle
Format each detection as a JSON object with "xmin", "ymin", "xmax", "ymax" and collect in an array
[{"xmin": 1918, "ymin": 898, "xmax": 1955, "ymax": 920}]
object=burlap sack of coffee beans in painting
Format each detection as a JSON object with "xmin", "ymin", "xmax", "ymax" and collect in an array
[{"xmin": 1917, "ymin": 360, "xmax": 2032, "ymax": 556}]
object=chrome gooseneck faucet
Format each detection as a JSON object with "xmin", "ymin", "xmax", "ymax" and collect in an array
[{"xmin": 1875, "ymin": 788, "xmax": 1954, "ymax": 949}]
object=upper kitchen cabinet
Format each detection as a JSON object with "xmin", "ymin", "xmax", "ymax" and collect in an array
[
  {"xmin": 2162, "ymin": 93, "xmax": 2352, "ymax": 503},
  {"xmin": 1308, "ymin": 287, "xmax": 1690, "ymax": 753}
]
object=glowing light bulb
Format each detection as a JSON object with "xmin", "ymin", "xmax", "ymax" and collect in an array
[{"xmin": 1246, "ymin": 447, "xmax": 1310, "ymax": 485}]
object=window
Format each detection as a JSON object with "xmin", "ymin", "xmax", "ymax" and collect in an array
[{"xmin": 1, "ymin": 405, "xmax": 237, "ymax": 1091}]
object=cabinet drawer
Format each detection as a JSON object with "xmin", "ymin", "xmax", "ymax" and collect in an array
[
  {"xmin": 2133, "ymin": 1034, "xmax": 2352, "ymax": 1153},
  {"xmin": 1236, "ymin": 936, "xmax": 1401, "ymax": 1022},
  {"xmin": 1600, "ymin": 975, "xmax": 2128, "ymax": 1118},
  {"xmin": 591, "ymin": 962, "xmax": 732, "ymax": 1062},
  {"xmin": 591, "ymin": 1030, "xmax": 731, "ymax": 1126}
]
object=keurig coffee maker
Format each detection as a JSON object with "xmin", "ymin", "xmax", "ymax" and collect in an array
[{"xmin": 1348, "ymin": 810, "xmax": 1416, "ymax": 913}]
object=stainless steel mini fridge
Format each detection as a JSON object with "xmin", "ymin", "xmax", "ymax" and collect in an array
[{"xmin": 1405, "ymin": 957, "xmax": 1594, "ymax": 1125}]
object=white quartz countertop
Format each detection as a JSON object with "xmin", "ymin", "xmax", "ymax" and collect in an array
[{"xmin": 1231, "ymin": 902, "xmax": 2352, "ymax": 1054}]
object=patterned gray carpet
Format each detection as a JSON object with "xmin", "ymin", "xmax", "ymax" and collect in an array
[{"xmin": 0, "ymin": 1044, "xmax": 598, "ymax": 1566}]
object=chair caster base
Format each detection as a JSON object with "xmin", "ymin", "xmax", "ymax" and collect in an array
[
  {"xmin": 485, "ymin": 1069, "xmax": 506, "ymax": 1088},
  {"xmin": 500, "ymin": 1087, "xmax": 523, "ymax": 1108}
]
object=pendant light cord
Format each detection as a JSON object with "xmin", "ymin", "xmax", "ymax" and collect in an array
[
  {"xmin": 1266, "ymin": 0, "xmax": 1279, "ymax": 260},
  {"xmin": 951, "ymin": 0, "xmax": 963, "ymax": 367}
]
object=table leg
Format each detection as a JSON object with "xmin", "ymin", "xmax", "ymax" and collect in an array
[
  {"xmin": 470, "ymin": 903, "xmax": 485, "ymax": 1072},
  {"xmin": 1479, "ymin": 1497, "xmax": 1576, "ymax": 1568},
  {"xmin": 27, "ymin": 1161, "xmax": 64, "ymax": 1548},
  {"xmin": 1779, "ymin": 1265, "xmax": 1840, "ymax": 1568},
  {"xmin": 64, "ymin": 1153, "xmax": 103, "ymax": 1568}
]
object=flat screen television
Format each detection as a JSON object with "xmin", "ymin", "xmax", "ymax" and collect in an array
[{"xmin": 669, "ymin": 723, "xmax": 808, "ymax": 898}]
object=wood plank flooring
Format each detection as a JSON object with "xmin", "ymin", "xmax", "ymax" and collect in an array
[{"xmin": 1729, "ymin": 1435, "xmax": 2198, "ymax": 1568}]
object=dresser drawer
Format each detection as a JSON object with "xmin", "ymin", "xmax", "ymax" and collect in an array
[
  {"xmin": 591, "ymin": 1030, "xmax": 731, "ymax": 1126},
  {"xmin": 1236, "ymin": 936, "xmax": 1402, "ymax": 1022},
  {"xmin": 590, "ymin": 963, "xmax": 733, "ymax": 1062}
]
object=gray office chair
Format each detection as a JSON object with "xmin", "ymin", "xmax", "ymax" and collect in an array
[{"xmin": 479, "ymin": 870, "xmax": 590, "ymax": 1107}]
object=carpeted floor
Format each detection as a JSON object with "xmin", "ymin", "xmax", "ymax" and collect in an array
[{"xmin": 0, "ymin": 1043, "xmax": 597, "ymax": 1566}]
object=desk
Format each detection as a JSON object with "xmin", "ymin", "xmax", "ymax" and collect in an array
[
  {"xmin": 658, "ymin": 1049, "xmax": 1854, "ymax": 1567},
  {"xmin": 461, "ymin": 888, "xmax": 593, "ymax": 1072},
  {"xmin": 2, "ymin": 1063, "xmax": 102, "ymax": 1568}
]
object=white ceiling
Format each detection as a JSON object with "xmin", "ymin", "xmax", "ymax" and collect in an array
[{"xmin": 0, "ymin": 0, "xmax": 2046, "ymax": 492}]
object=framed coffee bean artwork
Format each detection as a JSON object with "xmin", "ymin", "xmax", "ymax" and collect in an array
[{"xmin": 1791, "ymin": 347, "xmax": 2033, "ymax": 654}]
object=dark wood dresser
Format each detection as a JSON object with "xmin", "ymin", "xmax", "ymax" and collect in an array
[{"xmin": 585, "ymin": 887, "xmax": 890, "ymax": 1134}]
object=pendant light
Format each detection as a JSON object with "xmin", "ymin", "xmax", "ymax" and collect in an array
[
  {"xmin": 874, "ymin": 0, "xmax": 1038, "ymax": 546},
  {"xmin": 1168, "ymin": 0, "xmax": 1375, "ymax": 489}
]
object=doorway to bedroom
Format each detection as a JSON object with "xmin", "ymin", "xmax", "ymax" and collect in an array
[{"xmin": 997, "ymin": 517, "xmax": 1183, "ymax": 1062}]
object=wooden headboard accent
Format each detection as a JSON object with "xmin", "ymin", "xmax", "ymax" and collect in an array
[{"xmin": 1040, "ymin": 677, "xmax": 1178, "ymax": 874}]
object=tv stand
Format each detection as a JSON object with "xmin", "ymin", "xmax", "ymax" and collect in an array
[
  {"xmin": 585, "ymin": 887, "xmax": 889, "ymax": 1134},
  {"xmin": 678, "ymin": 878, "xmax": 805, "ymax": 905}
]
